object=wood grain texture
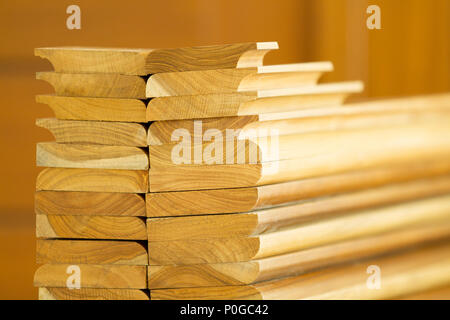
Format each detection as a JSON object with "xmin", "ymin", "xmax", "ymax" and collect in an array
[
  {"xmin": 37, "ymin": 240, "xmax": 148, "ymax": 265},
  {"xmin": 36, "ymin": 191, "xmax": 145, "ymax": 216},
  {"xmin": 36, "ymin": 72, "xmax": 147, "ymax": 99},
  {"xmin": 150, "ymin": 243, "xmax": 450, "ymax": 300},
  {"xmin": 146, "ymin": 62, "xmax": 333, "ymax": 97},
  {"xmin": 148, "ymin": 111, "xmax": 450, "ymax": 146},
  {"xmin": 146, "ymin": 160, "xmax": 450, "ymax": 216},
  {"xmin": 36, "ymin": 95, "xmax": 147, "ymax": 122},
  {"xmin": 36, "ymin": 118, "xmax": 147, "ymax": 146},
  {"xmin": 36, "ymin": 142, "xmax": 148, "ymax": 170},
  {"xmin": 149, "ymin": 123, "xmax": 450, "ymax": 191},
  {"xmin": 39, "ymin": 287, "xmax": 149, "ymax": 300},
  {"xmin": 36, "ymin": 215, "xmax": 147, "ymax": 240},
  {"xmin": 148, "ymin": 195, "xmax": 450, "ymax": 265},
  {"xmin": 36, "ymin": 168, "xmax": 148, "ymax": 193},
  {"xmin": 35, "ymin": 42, "xmax": 278, "ymax": 75},
  {"xmin": 148, "ymin": 175, "xmax": 450, "ymax": 240},
  {"xmin": 34, "ymin": 264, "xmax": 147, "ymax": 289},
  {"xmin": 148, "ymin": 222, "xmax": 450, "ymax": 288},
  {"xmin": 398, "ymin": 286, "xmax": 450, "ymax": 300}
]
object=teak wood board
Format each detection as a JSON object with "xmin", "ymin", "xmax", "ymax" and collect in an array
[
  {"xmin": 36, "ymin": 239, "xmax": 148, "ymax": 265},
  {"xmin": 35, "ymin": 42, "xmax": 278, "ymax": 75},
  {"xmin": 35, "ymin": 191, "xmax": 146, "ymax": 216},
  {"xmin": 36, "ymin": 142, "xmax": 149, "ymax": 170},
  {"xmin": 36, "ymin": 168, "xmax": 148, "ymax": 193},
  {"xmin": 147, "ymin": 194, "xmax": 450, "ymax": 265},
  {"xmin": 147, "ymin": 175, "xmax": 450, "ymax": 241},
  {"xmin": 36, "ymin": 215, "xmax": 147, "ymax": 240},
  {"xmin": 145, "ymin": 62, "xmax": 333, "ymax": 97},
  {"xmin": 146, "ymin": 160, "xmax": 450, "ymax": 216},
  {"xmin": 147, "ymin": 108, "xmax": 450, "ymax": 146},
  {"xmin": 147, "ymin": 222, "xmax": 450, "ymax": 288},
  {"xmin": 37, "ymin": 72, "xmax": 147, "ymax": 99},
  {"xmin": 149, "ymin": 242, "xmax": 450, "ymax": 300},
  {"xmin": 36, "ymin": 95, "xmax": 147, "ymax": 123},
  {"xmin": 39, "ymin": 288, "xmax": 149, "ymax": 300},
  {"xmin": 34, "ymin": 264, "xmax": 147, "ymax": 289},
  {"xmin": 149, "ymin": 124, "xmax": 450, "ymax": 191},
  {"xmin": 36, "ymin": 118, "xmax": 147, "ymax": 146}
]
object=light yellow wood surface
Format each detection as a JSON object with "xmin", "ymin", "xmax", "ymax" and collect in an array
[
  {"xmin": 149, "ymin": 124, "xmax": 450, "ymax": 191},
  {"xmin": 37, "ymin": 240, "xmax": 148, "ymax": 265},
  {"xmin": 148, "ymin": 222, "xmax": 450, "ymax": 288},
  {"xmin": 146, "ymin": 62, "xmax": 333, "ymax": 97},
  {"xmin": 36, "ymin": 142, "xmax": 148, "ymax": 170},
  {"xmin": 148, "ymin": 175, "xmax": 450, "ymax": 240},
  {"xmin": 39, "ymin": 288, "xmax": 149, "ymax": 300},
  {"xmin": 36, "ymin": 191, "xmax": 146, "ymax": 216},
  {"xmin": 36, "ymin": 118, "xmax": 147, "ymax": 146},
  {"xmin": 36, "ymin": 215, "xmax": 147, "ymax": 240},
  {"xmin": 36, "ymin": 95, "xmax": 147, "ymax": 122},
  {"xmin": 150, "ymin": 243, "xmax": 450, "ymax": 300},
  {"xmin": 35, "ymin": 42, "xmax": 278, "ymax": 75},
  {"xmin": 34, "ymin": 264, "xmax": 147, "ymax": 289},
  {"xmin": 36, "ymin": 168, "xmax": 148, "ymax": 193},
  {"xmin": 147, "ymin": 93, "xmax": 450, "ymax": 145},
  {"xmin": 148, "ymin": 195, "xmax": 450, "ymax": 265},
  {"xmin": 398, "ymin": 286, "xmax": 450, "ymax": 300},
  {"xmin": 147, "ymin": 160, "xmax": 450, "ymax": 216},
  {"xmin": 36, "ymin": 72, "xmax": 147, "ymax": 99}
]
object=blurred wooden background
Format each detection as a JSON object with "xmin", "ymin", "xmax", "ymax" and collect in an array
[{"xmin": 0, "ymin": 0, "xmax": 448, "ymax": 299}]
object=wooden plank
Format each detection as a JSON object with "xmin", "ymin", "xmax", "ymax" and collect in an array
[
  {"xmin": 36, "ymin": 191, "xmax": 145, "ymax": 216},
  {"xmin": 150, "ymin": 243, "xmax": 450, "ymax": 299},
  {"xmin": 37, "ymin": 240, "xmax": 148, "ymax": 265},
  {"xmin": 148, "ymin": 175, "xmax": 450, "ymax": 240},
  {"xmin": 148, "ymin": 222, "xmax": 450, "ymax": 288},
  {"xmin": 147, "ymin": 160, "xmax": 450, "ymax": 217},
  {"xmin": 35, "ymin": 42, "xmax": 278, "ymax": 75},
  {"xmin": 147, "ymin": 102, "xmax": 450, "ymax": 146},
  {"xmin": 36, "ymin": 95, "xmax": 147, "ymax": 123},
  {"xmin": 398, "ymin": 286, "xmax": 450, "ymax": 300},
  {"xmin": 39, "ymin": 288, "xmax": 149, "ymax": 300},
  {"xmin": 36, "ymin": 215, "xmax": 147, "ymax": 240},
  {"xmin": 36, "ymin": 142, "xmax": 148, "ymax": 170},
  {"xmin": 36, "ymin": 72, "xmax": 147, "ymax": 99},
  {"xmin": 36, "ymin": 168, "xmax": 148, "ymax": 193},
  {"xmin": 146, "ymin": 62, "xmax": 333, "ymax": 97},
  {"xmin": 36, "ymin": 118, "xmax": 147, "ymax": 146},
  {"xmin": 148, "ymin": 195, "xmax": 450, "ymax": 265},
  {"xmin": 149, "ymin": 124, "xmax": 450, "ymax": 191},
  {"xmin": 34, "ymin": 264, "xmax": 147, "ymax": 289}
]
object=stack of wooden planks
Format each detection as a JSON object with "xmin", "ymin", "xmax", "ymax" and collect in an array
[{"xmin": 34, "ymin": 42, "xmax": 450, "ymax": 300}]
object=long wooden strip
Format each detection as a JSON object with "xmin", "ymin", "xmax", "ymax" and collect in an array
[
  {"xmin": 146, "ymin": 160, "xmax": 450, "ymax": 216},
  {"xmin": 149, "ymin": 125, "xmax": 450, "ymax": 191},
  {"xmin": 36, "ymin": 215, "xmax": 147, "ymax": 240},
  {"xmin": 35, "ymin": 191, "xmax": 145, "ymax": 216},
  {"xmin": 148, "ymin": 195, "xmax": 450, "ymax": 264},
  {"xmin": 147, "ymin": 93, "xmax": 450, "ymax": 145},
  {"xmin": 36, "ymin": 72, "xmax": 147, "ymax": 99},
  {"xmin": 39, "ymin": 288, "xmax": 149, "ymax": 300},
  {"xmin": 36, "ymin": 118, "xmax": 147, "ymax": 146},
  {"xmin": 37, "ymin": 240, "xmax": 148, "ymax": 265},
  {"xmin": 36, "ymin": 142, "xmax": 148, "ymax": 170},
  {"xmin": 148, "ymin": 222, "xmax": 450, "ymax": 288},
  {"xmin": 148, "ymin": 175, "xmax": 450, "ymax": 240},
  {"xmin": 146, "ymin": 62, "xmax": 333, "ymax": 97},
  {"xmin": 150, "ymin": 243, "xmax": 450, "ymax": 300},
  {"xmin": 35, "ymin": 42, "xmax": 278, "ymax": 75},
  {"xmin": 398, "ymin": 286, "xmax": 450, "ymax": 300},
  {"xmin": 34, "ymin": 264, "xmax": 147, "ymax": 289},
  {"xmin": 36, "ymin": 95, "xmax": 147, "ymax": 123},
  {"xmin": 36, "ymin": 168, "xmax": 148, "ymax": 193}
]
